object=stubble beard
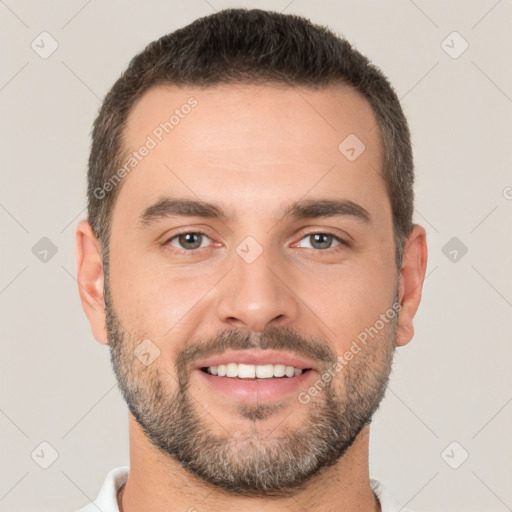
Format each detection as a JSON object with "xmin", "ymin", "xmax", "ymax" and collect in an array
[{"xmin": 104, "ymin": 277, "xmax": 397, "ymax": 497}]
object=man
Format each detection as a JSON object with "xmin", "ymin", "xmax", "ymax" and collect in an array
[{"xmin": 75, "ymin": 8, "xmax": 427, "ymax": 512}]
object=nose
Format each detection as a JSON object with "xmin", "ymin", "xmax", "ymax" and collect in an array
[{"xmin": 215, "ymin": 247, "xmax": 300, "ymax": 333}]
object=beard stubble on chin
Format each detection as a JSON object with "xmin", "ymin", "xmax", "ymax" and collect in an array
[{"xmin": 104, "ymin": 276, "xmax": 398, "ymax": 498}]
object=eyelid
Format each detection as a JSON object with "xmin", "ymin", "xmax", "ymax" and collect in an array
[
  {"xmin": 163, "ymin": 228, "xmax": 351, "ymax": 254},
  {"xmin": 160, "ymin": 224, "xmax": 214, "ymax": 242},
  {"xmin": 163, "ymin": 229, "xmax": 215, "ymax": 252},
  {"xmin": 291, "ymin": 229, "xmax": 351, "ymax": 249},
  {"xmin": 296, "ymin": 226, "xmax": 354, "ymax": 243}
]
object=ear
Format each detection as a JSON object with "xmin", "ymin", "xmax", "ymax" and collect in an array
[
  {"xmin": 75, "ymin": 220, "xmax": 108, "ymax": 345},
  {"xmin": 396, "ymin": 224, "xmax": 428, "ymax": 347}
]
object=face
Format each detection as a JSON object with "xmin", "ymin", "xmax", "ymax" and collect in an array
[{"xmin": 99, "ymin": 83, "xmax": 402, "ymax": 496}]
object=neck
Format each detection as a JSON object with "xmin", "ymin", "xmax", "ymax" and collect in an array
[{"xmin": 118, "ymin": 414, "xmax": 380, "ymax": 512}]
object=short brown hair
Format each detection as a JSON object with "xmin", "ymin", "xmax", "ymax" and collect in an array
[{"xmin": 87, "ymin": 8, "xmax": 414, "ymax": 269}]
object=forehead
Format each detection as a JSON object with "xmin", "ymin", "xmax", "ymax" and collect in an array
[{"xmin": 115, "ymin": 83, "xmax": 387, "ymax": 226}]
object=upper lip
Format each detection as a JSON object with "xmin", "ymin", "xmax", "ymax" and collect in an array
[{"xmin": 193, "ymin": 350, "xmax": 317, "ymax": 371}]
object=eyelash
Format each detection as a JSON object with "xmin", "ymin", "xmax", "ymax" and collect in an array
[{"xmin": 163, "ymin": 230, "xmax": 350, "ymax": 255}]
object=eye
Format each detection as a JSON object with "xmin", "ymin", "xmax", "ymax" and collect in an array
[
  {"xmin": 295, "ymin": 232, "xmax": 348, "ymax": 251},
  {"xmin": 166, "ymin": 231, "xmax": 212, "ymax": 251}
]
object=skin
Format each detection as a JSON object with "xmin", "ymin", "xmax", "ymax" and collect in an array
[{"xmin": 76, "ymin": 83, "xmax": 427, "ymax": 512}]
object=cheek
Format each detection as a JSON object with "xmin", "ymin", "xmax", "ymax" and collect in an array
[
  {"xmin": 303, "ymin": 257, "xmax": 397, "ymax": 348},
  {"xmin": 108, "ymin": 249, "xmax": 222, "ymax": 343}
]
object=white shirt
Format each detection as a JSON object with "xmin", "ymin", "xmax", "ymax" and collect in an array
[{"xmin": 76, "ymin": 466, "xmax": 411, "ymax": 512}]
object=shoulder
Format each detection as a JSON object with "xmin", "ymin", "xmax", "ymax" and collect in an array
[
  {"xmin": 75, "ymin": 466, "xmax": 129, "ymax": 512},
  {"xmin": 371, "ymin": 479, "xmax": 414, "ymax": 512}
]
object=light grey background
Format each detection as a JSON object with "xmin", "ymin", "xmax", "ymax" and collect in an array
[{"xmin": 1, "ymin": 1, "xmax": 511, "ymax": 511}]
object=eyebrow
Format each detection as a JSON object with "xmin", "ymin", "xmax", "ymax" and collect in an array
[{"xmin": 138, "ymin": 197, "xmax": 372, "ymax": 227}]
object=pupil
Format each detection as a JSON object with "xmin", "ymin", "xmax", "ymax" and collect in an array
[
  {"xmin": 312, "ymin": 233, "xmax": 331, "ymax": 249},
  {"xmin": 180, "ymin": 233, "xmax": 201, "ymax": 249}
]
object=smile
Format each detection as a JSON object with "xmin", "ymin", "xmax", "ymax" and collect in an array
[{"xmin": 201, "ymin": 363, "xmax": 310, "ymax": 379}]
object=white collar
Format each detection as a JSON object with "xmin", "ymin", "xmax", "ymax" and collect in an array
[{"xmin": 77, "ymin": 467, "xmax": 411, "ymax": 512}]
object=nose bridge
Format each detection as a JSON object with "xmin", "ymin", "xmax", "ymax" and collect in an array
[{"xmin": 215, "ymin": 240, "xmax": 299, "ymax": 332}]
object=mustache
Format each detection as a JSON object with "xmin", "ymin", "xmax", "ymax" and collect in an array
[{"xmin": 175, "ymin": 325, "xmax": 337, "ymax": 372}]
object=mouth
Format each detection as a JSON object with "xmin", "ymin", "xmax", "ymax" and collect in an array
[
  {"xmin": 193, "ymin": 352, "xmax": 318, "ymax": 403},
  {"xmin": 199, "ymin": 363, "xmax": 312, "ymax": 379}
]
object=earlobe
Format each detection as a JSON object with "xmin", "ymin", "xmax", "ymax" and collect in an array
[
  {"xmin": 396, "ymin": 224, "xmax": 428, "ymax": 347},
  {"xmin": 75, "ymin": 220, "xmax": 108, "ymax": 345}
]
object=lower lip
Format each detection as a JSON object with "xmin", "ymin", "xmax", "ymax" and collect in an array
[{"xmin": 195, "ymin": 368, "xmax": 317, "ymax": 403}]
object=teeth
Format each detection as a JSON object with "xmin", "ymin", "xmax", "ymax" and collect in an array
[
  {"xmin": 205, "ymin": 363, "xmax": 305, "ymax": 379},
  {"xmin": 256, "ymin": 364, "xmax": 274, "ymax": 378},
  {"xmin": 273, "ymin": 364, "xmax": 286, "ymax": 377},
  {"xmin": 226, "ymin": 362, "xmax": 237, "ymax": 377},
  {"xmin": 285, "ymin": 365, "xmax": 295, "ymax": 377},
  {"xmin": 238, "ymin": 363, "xmax": 256, "ymax": 378}
]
